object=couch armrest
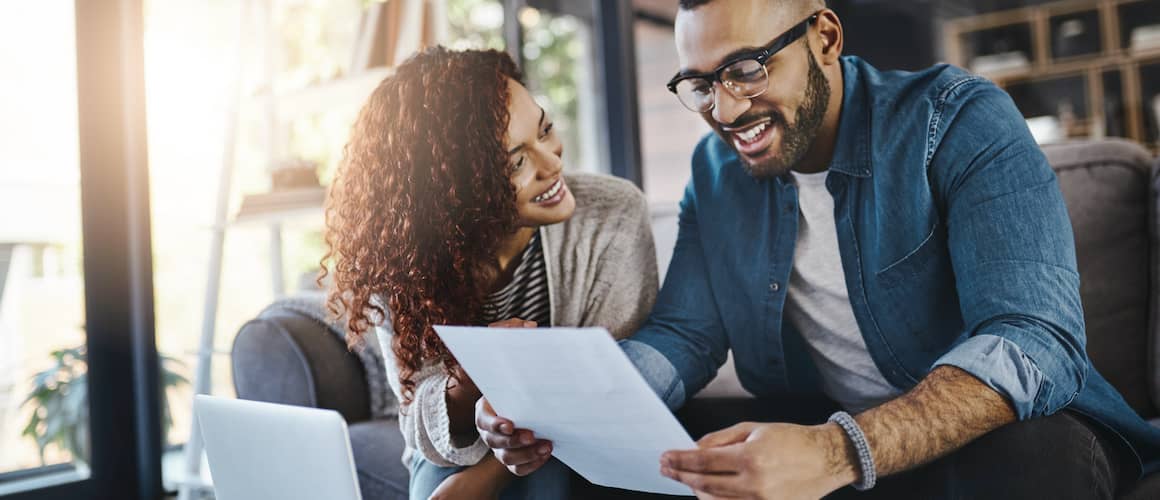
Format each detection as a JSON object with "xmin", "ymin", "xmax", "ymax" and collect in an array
[{"xmin": 231, "ymin": 307, "xmax": 371, "ymax": 423}]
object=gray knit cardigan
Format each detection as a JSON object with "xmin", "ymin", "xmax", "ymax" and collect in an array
[{"xmin": 370, "ymin": 173, "xmax": 659, "ymax": 468}]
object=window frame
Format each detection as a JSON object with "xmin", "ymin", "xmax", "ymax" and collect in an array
[{"xmin": 0, "ymin": 0, "xmax": 162, "ymax": 498}]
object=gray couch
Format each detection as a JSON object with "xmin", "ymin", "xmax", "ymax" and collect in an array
[
  {"xmin": 232, "ymin": 139, "xmax": 1160, "ymax": 499},
  {"xmin": 231, "ymin": 298, "xmax": 410, "ymax": 499}
]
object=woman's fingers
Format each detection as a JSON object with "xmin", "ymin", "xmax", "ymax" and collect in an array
[
  {"xmin": 508, "ymin": 446, "xmax": 553, "ymax": 476},
  {"xmin": 475, "ymin": 399, "xmax": 513, "ymax": 435},
  {"xmin": 476, "ymin": 397, "xmax": 553, "ymax": 467},
  {"xmin": 482, "ymin": 428, "xmax": 537, "ymax": 450},
  {"xmin": 487, "ymin": 318, "xmax": 537, "ymax": 328}
]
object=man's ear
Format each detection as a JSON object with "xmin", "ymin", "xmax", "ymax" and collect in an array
[{"xmin": 814, "ymin": 9, "xmax": 844, "ymax": 65}]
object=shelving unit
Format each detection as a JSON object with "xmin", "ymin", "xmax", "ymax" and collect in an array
[{"xmin": 944, "ymin": 0, "xmax": 1160, "ymax": 152}]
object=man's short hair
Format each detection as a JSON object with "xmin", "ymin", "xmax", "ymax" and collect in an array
[{"xmin": 678, "ymin": 0, "xmax": 825, "ymax": 11}]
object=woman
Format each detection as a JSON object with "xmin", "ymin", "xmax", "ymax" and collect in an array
[{"xmin": 321, "ymin": 47, "xmax": 658, "ymax": 499}]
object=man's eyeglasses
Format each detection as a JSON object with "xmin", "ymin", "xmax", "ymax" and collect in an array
[{"xmin": 666, "ymin": 12, "xmax": 820, "ymax": 113}]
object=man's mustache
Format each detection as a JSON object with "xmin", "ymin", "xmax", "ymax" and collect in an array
[{"xmin": 720, "ymin": 110, "xmax": 785, "ymax": 130}]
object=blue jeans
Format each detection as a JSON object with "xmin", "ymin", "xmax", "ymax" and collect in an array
[{"xmin": 409, "ymin": 454, "xmax": 571, "ymax": 500}]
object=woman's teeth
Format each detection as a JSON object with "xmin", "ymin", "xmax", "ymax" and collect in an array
[
  {"xmin": 532, "ymin": 179, "xmax": 562, "ymax": 203},
  {"xmin": 736, "ymin": 121, "xmax": 768, "ymax": 143}
]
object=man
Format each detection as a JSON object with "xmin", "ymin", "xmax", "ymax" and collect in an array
[{"xmin": 477, "ymin": 0, "xmax": 1160, "ymax": 498}]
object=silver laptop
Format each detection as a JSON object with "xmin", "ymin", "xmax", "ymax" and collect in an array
[{"xmin": 194, "ymin": 395, "xmax": 362, "ymax": 500}]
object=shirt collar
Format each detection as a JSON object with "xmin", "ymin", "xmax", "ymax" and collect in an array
[{"xmin": 826, "ymin": 56, "xmax": 872, "ymax": 178}]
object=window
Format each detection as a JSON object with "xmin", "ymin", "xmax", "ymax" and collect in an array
[
  {"xmin": 1, "ymin": 1, "xmax": 160, "ymax": 497},
  {"xmin": 447, "ymin": 0, "xmax": 506, "ymax": 50},
  {"xmin": 0, "ymin": 0, "xmax": 90, "ymax": 487},
  {"xmin": 633, "ymin": 14, "xmax": 711, "ymax": 208},
  {"xmin": 520, "ymin": 5, "xmax": 603, "ymax": 173},
  {"xmin": 143, "ymin": 0, "xmax": 369, "ymax": 492}
]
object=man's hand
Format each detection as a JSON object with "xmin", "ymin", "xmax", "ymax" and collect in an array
[
  {"xmin": 475, "ymin": 398, "xmax": 553, "ymax": 476},
  {"xmin": 660, "ymin": 421, "xmax": 858, "ymax": 500}
]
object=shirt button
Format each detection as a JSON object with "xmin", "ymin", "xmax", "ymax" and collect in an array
[{"xmin": 770, "ymin": 282, "xmax": 781, "ymax": 292}]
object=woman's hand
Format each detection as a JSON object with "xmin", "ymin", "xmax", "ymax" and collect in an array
[
  {"xmin": 476, "ymin": 398, "xmax": 553, "ymax": 476},
  {"xmin": 428, "ymin": 456, "xmax": 514, "ymax": 500},
  {"xmin": 488, "ymin": 318, "xmax": 538, "ymax": 328},
  {"xmin": 446, "ymin": 318, "xmax": 537, "ymax": 439}
]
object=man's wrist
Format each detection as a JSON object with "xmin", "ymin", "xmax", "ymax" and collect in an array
[{"xmin": 820, "ymin": 421, "xmax": 861, "ymax": 490}]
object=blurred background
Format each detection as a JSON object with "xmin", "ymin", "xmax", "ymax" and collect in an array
[{"xmin": 1, "ymin": 0, "xmax": 1158, "ymax": 498}]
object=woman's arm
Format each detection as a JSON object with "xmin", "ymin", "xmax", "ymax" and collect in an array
[
  {"xmin": 584, "ymin": 186, "xmax": 658, "ymax": 339},
  {"xmin": 445, "ymin": 365, "xmax": 481, "ymax": 444},
  {"xmin": 377, "ymin": 325, "xmax": 490, "ymax": 467},
  {"xmin": 445, "ymin": 318, "xmax": 537, "ymax": 440}
]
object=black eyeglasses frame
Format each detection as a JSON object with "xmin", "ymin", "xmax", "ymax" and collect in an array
[{"xmin": 666, "ymin": 12, "xmax": 821, "ymax": 100}]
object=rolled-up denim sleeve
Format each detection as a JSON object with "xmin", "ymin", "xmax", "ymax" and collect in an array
[
  {"xmin": 620, "ymin": 339, "xmax": 686, "ymax": 410},
  {"xmin": 930, "ymin": 82, "xmax": 1087, "ymax": 420},
  {"xmin": 932, "ymin": 334, "xmax": 1045, "ymax": 419}
]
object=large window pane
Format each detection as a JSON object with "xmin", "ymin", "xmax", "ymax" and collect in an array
[
  {"xmin": 0, "ymin": 0, "xmax": 90, "ymax": 485},
  {"xmin": 447, "ymin": 0, "xmax": 506, "ymax": 50},
  {"xmin": 520, "ymin": 4, "xmax": 603, "ymax": 173},
  {"xmin": 143, "ymin": 0, "xmax": 367, "ymax": 493},
  {"xmin": 633, "ymin": 15, "xmax": 711, "ymax": 207}
]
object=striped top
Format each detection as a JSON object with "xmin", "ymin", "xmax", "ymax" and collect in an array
[{"xmin": 481, "ymin": 233, "xmax": 551, "ymax": 327}]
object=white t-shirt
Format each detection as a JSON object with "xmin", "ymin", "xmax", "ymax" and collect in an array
[{"xmin": 786, "ymin": 170, "xmax": 902, "ymax": 413}]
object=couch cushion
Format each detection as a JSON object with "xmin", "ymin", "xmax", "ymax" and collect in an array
[
  {"xmin": 348, "ymin": 419, "xmax": 409, "ymax": 500},
  {"xmin": 1044, "ymin": 139, "xmax": 1155, "ymax": 418}
]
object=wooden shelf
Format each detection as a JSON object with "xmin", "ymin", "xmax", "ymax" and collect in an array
[
  {"xmin": 232, "ymin": 187, "xmax": 326, "ymax": 225},
  {"xmin": 946, "ymin": 0, "xmax": 1160, "ymax": 147}
]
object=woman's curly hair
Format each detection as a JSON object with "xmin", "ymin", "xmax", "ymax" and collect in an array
[{"xmin": 321, "ymin": 47, "xmax": 524, "ymax": 404}]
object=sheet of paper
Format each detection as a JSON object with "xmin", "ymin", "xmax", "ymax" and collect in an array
[{"xmin": 434, "ymin": 326, "xmax": 695, "ymax": 496}]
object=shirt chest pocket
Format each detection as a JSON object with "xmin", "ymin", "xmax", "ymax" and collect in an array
[
  {"xmin": 875, "ymin": 221, "xmax": 948, "ymax": 289},
  {"xmin": 872, "ymin": 220, "xmax": 961, "ymax": 354}
]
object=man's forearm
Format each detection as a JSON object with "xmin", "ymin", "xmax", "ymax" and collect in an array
[{"xmin": 855, "ymin": 365, "xmax": 1016, "ymax": 476}]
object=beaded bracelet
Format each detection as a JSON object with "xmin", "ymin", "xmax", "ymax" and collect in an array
[{"xmin": 828, "ymin": 411, "xmax": 877, "ymax": 491}]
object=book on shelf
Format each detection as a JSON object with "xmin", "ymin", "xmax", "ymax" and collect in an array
[
  {"xmin": 970, "ymin": 51, "xmax": 1031, "ymax": 78},
  {"xmin": 1131, "ymin": 25, "xmax": 1160, "ymax": 54}
]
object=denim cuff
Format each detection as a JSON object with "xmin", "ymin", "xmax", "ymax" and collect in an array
[
  {"xmin": 620, "ymin": 339, "xmax": 687, "ymax": 410},
  {"xmin": 932, "ymin": 334, "xmax": 1045, "ymax": 420}
]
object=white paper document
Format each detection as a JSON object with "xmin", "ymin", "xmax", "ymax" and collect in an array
[{"xmin": 434, "ymin": 326, "xmax": 696, "ymax": 496}]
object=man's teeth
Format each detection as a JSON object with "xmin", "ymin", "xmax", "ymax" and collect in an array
[
  {"xmin": 736, "ymin": 122, "xmax": 768, "ymax": 143},
  {"xmin": 533, "ymin": 180, "xmax": 562, "ymax": 203}
]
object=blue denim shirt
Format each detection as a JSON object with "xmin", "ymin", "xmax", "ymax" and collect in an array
[{"xmin": 625, "ymin": 56, "xmax": 1160, "ymax": 477}]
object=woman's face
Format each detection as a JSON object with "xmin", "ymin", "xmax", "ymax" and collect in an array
[{"xmin": 504, "ymin": 78, "xmax": 576, "ymax": 227}]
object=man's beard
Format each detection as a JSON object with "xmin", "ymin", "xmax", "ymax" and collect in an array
[{"xmin": 718, "ymin": 48, "xmax": 830, "ymax": 178}]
